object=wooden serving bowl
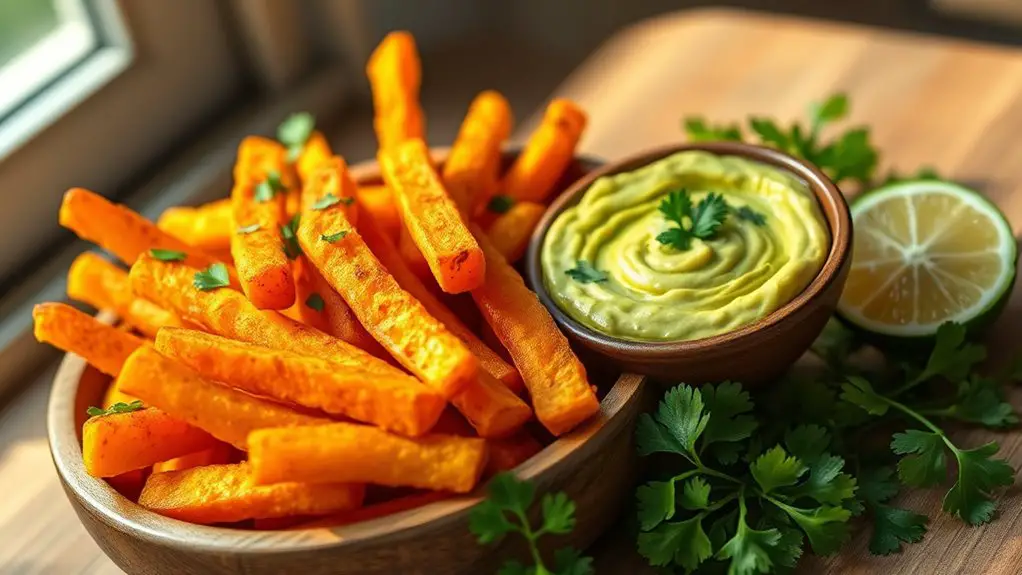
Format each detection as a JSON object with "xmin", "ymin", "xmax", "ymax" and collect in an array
[
  {"xmin": 47, "ymin": 152, "xmax": 648, "ymax": 575},
  {"xmin": 524, "ymin": 142, "xmax": 853, "ymax": 385}
]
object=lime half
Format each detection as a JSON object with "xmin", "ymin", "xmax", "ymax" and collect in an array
[{"xmin": 837, "ymin": 180, "xmax": 1017, "ymax": 338}]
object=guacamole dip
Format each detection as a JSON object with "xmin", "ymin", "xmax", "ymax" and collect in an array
[{"xmin": 541, "ymin": 150, "xmax": 830, "ymax": 342}]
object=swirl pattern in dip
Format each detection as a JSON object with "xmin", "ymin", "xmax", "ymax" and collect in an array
[{"xmin": 541, "ymin": 150, "xmax": 830, "ymax": 342}]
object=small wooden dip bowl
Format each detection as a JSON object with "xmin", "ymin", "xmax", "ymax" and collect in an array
[
  {"xmin": 47, "ymin": 152, "xmax": 648, "ymax": 575},
  {"xmin": 525, "ymin": 142, "xmax": 853, "ymax": 385}
]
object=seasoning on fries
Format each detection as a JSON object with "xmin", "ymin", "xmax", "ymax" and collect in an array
[{"xmin": 36, "ymin": 29, "xmax": 603, "ymax": 533}]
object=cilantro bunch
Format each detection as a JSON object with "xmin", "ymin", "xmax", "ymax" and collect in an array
[
  {"xmin": 636, "ymin": 322, "xmax": 1020, "ymax": 572},
  {"xmin": 635, "ymin": 383, "xmax": 858, "ymax": 573},
  {"xmin": 470, "ymin": 472, "xmax": 594, "ymax": 575},
  {"xmin": 683, "ymin": 93, "xmax": 879, "ymax": 187}
]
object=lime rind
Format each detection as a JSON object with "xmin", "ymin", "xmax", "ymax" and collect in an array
[{"xmin": 837, "ymin": 180, "xmax": 1017, "ymax": 338}]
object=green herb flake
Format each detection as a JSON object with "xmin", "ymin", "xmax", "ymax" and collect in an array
[
  {"xmin": 193, "ymin": 262, "xmax": 231, "ymax": 291},
  {"xmin": 86, "ymin": 400, "xmax": 144, "ymax": 418},
  {"xmin": 565, "ymin": 260, "xmax": 608, "ymax": 284},
  {"xmin": 254, "ymin": 170, "xmax": 287, "ymax": 202},
  {"xmin": 321, "ymin": 231, "xmax": 348, "ymax": 243},
  {"xmin": 148, "ymin": 249, "xmax": 187, "ymax": 262},
  {"xmin": 281, "ymin": 213, "xmax": 302, "ymax": 260},
  {"xmin": 312, "ymin": 193, "xmax": 354, "ymax": 211},
  {"xmin": 735, "ymin": 205, "xmax": 766, "ymax": 226},
  {"xmin": 487, "ymin": 195, "xmax": 515, "ymax": 214},
  {"xmin": 278, "ymin": 112, "xmax": 315, "ymax": 163},
  {"xmin": 305, "ymin": 293, "xmax": 325, "ymax": 312}
]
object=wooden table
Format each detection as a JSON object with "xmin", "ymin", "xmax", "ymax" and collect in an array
[{"xmin": 6, "ymin": 8, "xmax": 1022, "ymax": 574}]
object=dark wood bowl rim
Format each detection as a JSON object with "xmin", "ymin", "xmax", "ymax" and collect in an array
[
  {"xmin": 524, "ymin": 141, "xmax": 853, "ymax": 356},
  {"xmin": 46, "ymin": 150, "xmax": 644, "ymax": 555}
]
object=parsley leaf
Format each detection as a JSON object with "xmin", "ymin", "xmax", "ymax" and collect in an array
[
  {"xmin": 236, "ymin": 223, "xmax": 261, "ymax": 235},
  {"xmin": 193, "ymin": 263, "xmax": 230, "ymax": 291},
  {"xmin": 656, "ymin": 189, "xmax": 729, "ymax": 251},
  {"xmin": 716, "ymin": 500, "xmax": 789, "ymax": 574},
  {"xmin": 734, "ymin": 205, "xmax": 766, "ymax": 226},
  {"xmin": 636, "ymin": 481, "xmax": 676, "ymax": 530},
  {"xmin": 305, "ymin": 293, "xmax": 324, "ymax": 312},
  {"xmin": 750, "ymin": 446, "xmax": 807, "ymax": 494},
  {"xmin": 700, "ymin": 381, "xmax": 758, "ymax": 448},
  {"xmin": 639, "ymin": 516, "xmax": 713, "ymax": 570},
  {"xmin": 320, "ymin": 231, "xmax": 348, "ymax": 243},
  {"xmin": 683, "ymin": 117, "xmax": 743, "ymax": 142},
  {"xmin": 870, "ymin": 504, "xmax": 929, "ymax": 555},
  {"xmin": 840, "ymin": 376, "xmax": 890, "ymax": 416},
  {"xmin": 254, "ymin": 170, "xmax": 287, "ymax": 202},
  {"xmin": 891, "ymin": 430, "xmax": 947, "ymax": 487},
  {"xmin": 680, "ymin": 477, "xmax": 712, "ymax": 510},
  {"xmin": 564, "ymin": 260, "xmax": 607, "ymax": 284},
  {"xmin": 277, "ymin": 112, "xmax": 315, "ymax": 163},
  {"xmin": 148, "ymin": 249, "xmax": 186, "ymax": 262},
  {"xmin": 281, "ymin": 213, "xmax": 302, "ymax": 260},
  {"xmin": 810, "ymin": 93, "xmax": 849, "ymax": 134},
  {"xmin": 469, "ymin": 472, "xmax": 592, "ymax": 574},
  {"xmin": 910, "ymin": 322, "xmax": 986, "ymax": 387},
  {"xmin": 943, "ymin": 441, "xmax": 1015, "ymax": 525},
  {"xmin": 312, "ymin": 193, "xmax": 354, "ymax": 211},
  {"xmin": 488, "ymin": 195, "xmax": 515, "ymax": 214},
  {"xmin": 86, "ymin": 400, "xmax": 144, "ymax": 418}
]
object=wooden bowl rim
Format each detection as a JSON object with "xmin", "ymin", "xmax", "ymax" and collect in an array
[
  {"xmin": 46, "ymin": 150, "xmax": 645, "ymax": 555},
  {"xmin": 524, "ymin": 141, "xmax": 853, "ymax": 356}
]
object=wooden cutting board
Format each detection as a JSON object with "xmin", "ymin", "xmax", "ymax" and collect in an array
[{"xmin": 558, "ymin": 9, "xmax": 1022, "ymax": 575}]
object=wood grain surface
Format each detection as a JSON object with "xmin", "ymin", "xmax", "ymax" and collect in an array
[{"xmin": 7, "ymin": 8, "xmax": 1022, "ymax": 574}]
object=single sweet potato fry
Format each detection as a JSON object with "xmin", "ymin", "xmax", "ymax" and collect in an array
[
  {"xmin": 443, "ymin": 90, "xmax": 513, "ymax": 215},
  {"xmin": 156, "ymin": 328, "xmax": 446, "ymax": 437},
  {"xmin": 356, "ymin": 185, "xmax": 401, "ymax": 242},
  {"xmin": 502, "ymin": 99, "xmax": 587, "ymax": 203},
  {"xmin": 293, "ymin": 156, "xmax": 392, "ymax": 355},
  {"xmin": 139, "ymin": 462, "xmax": 364, "ymax": 524},
  {"xmin": 449, "ymin": 370, "xmax": 531, "ymax": 438},
  {"xmin": 59, "ymin": 188, "xmax": 227, "ymax": 271},
  {"xmin": 485, "ymin": 431, "xmax": 544, "ymax": 476},
  {"xmin": 367, "ymin": 31, "xmax": 425, "ymax": 149},
  {"xmin": 157, "ymin": 199, "xmax": 233, "ymax": 251},
  {"xmin": 379, "ymin": 139, "xmax": 485, "ymax": 294},
  {"xmin": 153, "ymin": 442, "xmax": 232, "ymax": 473},
  {"xmin": 296, "ymin": 174, "xmax": 478, "ymax": 398},
  {"xmin": 299, "ymin": 491, "xmax": 450, "ymax": 529},
  {"xmin": 485, "ymin": 201, "xmax": 547, "ymax": 264},
  {"xmin": 231, "ymin": 136, "xmax": 295, "ymax": 310},
  {"xmin": 358, "ymin": 215, "xmax": 522, "ymax": 393},
  {"xmin": 117, "ymin": 346, "xmax": 332, "ymax": 449},
  {"xmin": 249, "ymin": 423, "xmax": 488, "ymax": 493},
  {"xmin": 33, "ymin": 303, "xmax": 144, "ymax": 377},
  {"xmin": 67, "ymin": 252, "xmax": 187, "ymax": 337},
  {"xmin": 296, "ymin": 131, "xmax": 334, "ymax": 185},
  {"xmin": 128, "ymin": 255, "xmax": 399, "ymax": 374},
  {"xmin": 469, "ymin": 226, "xmax": 600, "ymax": 436},
  {"xmin": 83, "ymin": 408, "xmax": 220, "ymax": 477}
]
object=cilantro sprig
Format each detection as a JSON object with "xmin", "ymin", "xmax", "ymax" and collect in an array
[
  {"xmin": 469, "ymin": 472, "xmax": 593, "ymax": 575},
  {"xmin": 683, "ymin": 93, "xmax": 879, "ymax": 186},
  {"xmin": 635, "ymin": 322, "xmax": 1020, "ymax": 569},
  {"xmin": 86, "ymin": 400, "xmax": 144, "ymax": 418},
  {"xmin": 635, "ymin": 382, "xmax": 857, "ymax": 573},
  {"xmin": 654, "ymin": 189, "xmax": 764, "ymax": 251},
  {"xmin": 254, "ymin": 170, "xmax": 287, "ymax": 202}
]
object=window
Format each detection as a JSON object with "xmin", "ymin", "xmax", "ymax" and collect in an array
[
  {"xmin": 0, "ymin": 0, "xmax": 242, "ymax": 277},
  {"xmin": 0, "ymin": 0, "xmax": 97, "ymax": 120}
]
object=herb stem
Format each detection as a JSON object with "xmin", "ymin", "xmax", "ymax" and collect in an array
[
  {"xmin": 878, "ymin": 393, "xmax": 963, "ymax": 454},
  {"xmin": 513, "ymin": 507, "xmax": 549, "ymax": 573}
]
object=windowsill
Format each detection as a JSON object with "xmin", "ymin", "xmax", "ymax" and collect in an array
[{"xmin": 0, "ymin": 65, "xmax": 350, "ymax": 403}]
